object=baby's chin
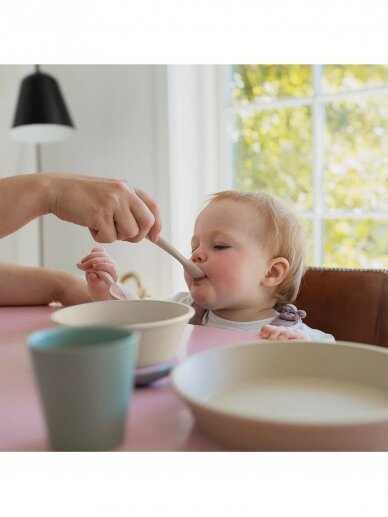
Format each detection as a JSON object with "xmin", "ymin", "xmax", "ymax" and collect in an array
[{"xmin": 190, "ymin": 293, "xmax": 219, "ymax": 311}]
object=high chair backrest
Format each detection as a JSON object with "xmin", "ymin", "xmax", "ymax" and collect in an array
[{"xmin": 294, "ymin": 267, "xmax": 388, "ymax": 348}]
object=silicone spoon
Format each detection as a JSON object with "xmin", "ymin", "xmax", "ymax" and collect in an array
[
  {"xmin": 152, "ymin": 236, "xmax": 204, "ymax": 278},
  {"xmin": 93, "ymin": 270, "xmax": 131, "ymax": 300},
  {"xmin": 77, "ymin": 263, "xmax": 131, "ymax": 301}
]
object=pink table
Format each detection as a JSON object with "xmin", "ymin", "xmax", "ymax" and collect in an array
[{"xmin": 0, "ymin": 305, "xmax": 260, "ymax": 451}]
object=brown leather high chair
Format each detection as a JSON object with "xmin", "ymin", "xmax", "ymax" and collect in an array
[{"xmin": 294, "ymin": 267, "xmax": 388, "ymax": 348}]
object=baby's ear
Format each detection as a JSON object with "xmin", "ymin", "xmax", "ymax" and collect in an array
[{"xmin": 261, "ymin": 257, "xmax": 289, "ymax": 287}]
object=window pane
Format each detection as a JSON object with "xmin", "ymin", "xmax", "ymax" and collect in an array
[
  {"xmin": 324, "ymin": 219, "xmax": 388, "ymax": 268},
  {"xmin": 231, "ymin": 65, "xmax": 312, "ymax": 104},
  {"xmin": 325, "ymin": 96, "xmax": 388, "ymax": 211},
  {"xmin": 228, "ymin": 65, "xmax": 388, "ymax": 271},
  {"xmin": 323, "ymin": 65, "xmax": 388, "ymax": 94},
  {"xmin": 233, "ymin": 106, "xmax": 313, "ymax": 210}
]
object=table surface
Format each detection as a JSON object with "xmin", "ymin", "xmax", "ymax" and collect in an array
[{"xmin": 0, "ymin": 305, "xmax": 260, "ymax": 451}]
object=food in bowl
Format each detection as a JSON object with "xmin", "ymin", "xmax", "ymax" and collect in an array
[{"xmin": 51, "ymin": 299, "xmax": 194, "ymax": 368}]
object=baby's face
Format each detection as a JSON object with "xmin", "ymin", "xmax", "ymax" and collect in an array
[{"xmin": 185, "ymin": 199, "xmax": 273, "ymax": 312}]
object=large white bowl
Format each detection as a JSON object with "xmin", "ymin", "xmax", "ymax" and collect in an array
[
  {"xmin": 171, "ymin": 340, "xmax": 388, "ymax": 451},
  {"xmin": 51, "ymin": 300, "xmax": 194, "ymax": 368}
]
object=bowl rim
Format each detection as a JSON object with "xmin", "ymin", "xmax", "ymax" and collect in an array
[
  {"xmin": 50, "ymin": 299, "xmax": 195, "ymax": 330},
  {"xmin": 170, "ymin": 340, "xmax": 388, "ymax": 428}
]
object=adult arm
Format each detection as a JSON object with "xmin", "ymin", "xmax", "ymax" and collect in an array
[
  {"xmin": 0, "ymin": 173, "xmax": 162, "ymax": 243},
  {"xmin": 0, "ymin": 174, "xmax": 50, "ymax": 238},
  {"xmin": 0, "ymin": 262, "xmax": 91, "ymax": 306}
]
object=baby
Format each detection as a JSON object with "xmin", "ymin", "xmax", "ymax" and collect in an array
[{"xmin": 79, "ymin": 190, "xmax": 334, "ymax": 342}]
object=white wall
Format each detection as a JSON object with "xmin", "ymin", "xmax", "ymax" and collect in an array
[
  {"xmin": 0, "ymin": 64, "xmax": 225, "ymax": 299},
  {"xmin": 0, "ymin": 65, "xmax": 40, "ymax": 266},
  {"xmin": 1, "ymin": 65, "xmax": 173, "ymax": 298}
]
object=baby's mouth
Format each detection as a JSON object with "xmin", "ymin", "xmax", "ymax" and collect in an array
[{"xmin": 192, "ymin": 275, "xmax": 207, "ymax": 286}]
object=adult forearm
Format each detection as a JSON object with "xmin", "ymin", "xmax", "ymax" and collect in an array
[
  {"xmin": 0, "ymin": 174, "xmax": 50, "ymax": 238},
  {"xmin": 0, "ymin": 262, "xmax": 58, "ymax": 305},
  {"xmin": 0, "ymin": 262, "xmax": 91, "ymax": 306},
  {"xmin": 0, "ymin": 172, "xmax": 161, "ymax": 243}
]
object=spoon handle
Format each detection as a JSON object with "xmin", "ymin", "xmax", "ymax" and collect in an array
[
  {"xmin": 154, "ymin": 236, "xmax": 187, "ymax": 263},
  {"xmin": 153, "ymin": 236, "xmax": 204, "ymax": 278},
  {"xmin": 94, "ymin": 270, "xmax": 115, "ymax": 286},
  {"xmin": 77, "ymin": 263, "xmax": 130, "ymax": 300}
]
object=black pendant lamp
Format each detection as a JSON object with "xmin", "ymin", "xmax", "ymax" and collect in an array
[{"xmin": 10, "ymin": 65, "xmax": 75, "ymax": 143}]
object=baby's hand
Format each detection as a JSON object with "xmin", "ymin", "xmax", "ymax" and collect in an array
[
  {"xmin": 77, "ymin": 246, "xmax": 119, "ymax": 301},
  {"xmin": 259, "ymin": 324, "xmax": 310, "ymax": 341}
]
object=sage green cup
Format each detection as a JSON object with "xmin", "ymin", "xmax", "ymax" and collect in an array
[{"xmin": 27, "ymin": 326, "xmax": 139, "ymax": 451}]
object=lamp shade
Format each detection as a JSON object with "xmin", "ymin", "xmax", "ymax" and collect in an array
[{"xmin": 10, "ymin": 70, "xmax": 75, "ymax": 144}]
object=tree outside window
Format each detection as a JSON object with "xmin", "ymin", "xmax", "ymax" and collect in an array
[{"xmin": 229, "ymin": 65, "xmax": 388, "ymax": 268}]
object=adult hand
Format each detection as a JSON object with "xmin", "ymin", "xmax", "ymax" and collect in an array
[
  {"xmin": 47, "ymin": 173, "xmax": 161, "ymax": 243},
  {"xmin": 0, "ymin": 173, "xmax": 161, "ymax": 243}
]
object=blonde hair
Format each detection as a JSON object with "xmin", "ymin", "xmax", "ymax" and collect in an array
[{"xmin": 207, "ymin": 190, "xmax": 306, "ymax": 309}]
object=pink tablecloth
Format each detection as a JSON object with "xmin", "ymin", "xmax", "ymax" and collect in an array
[{"xmin": 0, "ymin": 305, "xmax": 260, "ymax": 451}]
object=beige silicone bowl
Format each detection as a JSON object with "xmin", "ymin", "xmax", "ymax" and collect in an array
[
  {"xmin": 171, "ymin": 340, "xmax": 388, "ymax": 451},
  {"xmin": 51, "ymin": 299, "xmax": 194, "ymax": 368}
]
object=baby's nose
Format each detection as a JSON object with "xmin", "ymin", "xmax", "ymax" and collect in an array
[{"xmin": 192, "ymin": 249, "xmax": 206, "ymax": 263}]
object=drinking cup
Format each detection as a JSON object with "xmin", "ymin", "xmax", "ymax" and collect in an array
[{"xmin": 28, "ymin": 326, "xmax": 138, "ymax": 451}]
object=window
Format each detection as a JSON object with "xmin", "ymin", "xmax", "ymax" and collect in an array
[{"xmin": 227, "ymin": 65, "xmax": 388, "ymax": 268}]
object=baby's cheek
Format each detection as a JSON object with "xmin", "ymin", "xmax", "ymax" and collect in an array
[
  {"xmin": 183, "ymin": 272, "xmax": 192, "ymax": 289},
  {"xmin": 211, "ymin": 256, "xmax": 239, "ymax": 281},
  {"xmin": 210, "ymin": 267, "xmax": 234, "ymax": 287}
]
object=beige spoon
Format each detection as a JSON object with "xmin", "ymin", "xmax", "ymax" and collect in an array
[
  {"xmin": 93, "ymin": 270, "xmax": 132, "ymax": 300},
  {"xmin": 77, "ymin": 235, "xmax": 203, "ymax": 301},
  {"xmin": 77, "ymin": 263, "xmax": 132, "ymax": 301},
  {"xmin": 152, "ymin": 236, "xmax": 204, "ymax": 278}
]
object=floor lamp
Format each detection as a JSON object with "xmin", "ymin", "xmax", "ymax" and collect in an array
[{"xmin": 10, "ymin": 65, "xmax": 75, "ymax": 267}]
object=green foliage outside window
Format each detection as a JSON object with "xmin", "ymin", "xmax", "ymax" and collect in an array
[
  {"xmin": 231, "ymin": 65, "xmax": 388, "ymax": 269},
  {"xmin": 233, "ymin": 107, "xmax": 312, "ymax": 210},
  {"xmin": 232, "ymin": 65, "xmax": 312, "ymax": 102}
]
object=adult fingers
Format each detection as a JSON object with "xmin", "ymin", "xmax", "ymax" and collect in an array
[
  {"xmin": 132, "ymin": 188, "xmax": 162, "ymax": 242},
  {"xmin": 115, "ymin": 190, "xmax": 155, "ymax": 243},
  {"xmin": 87, "ymin": 185, "xmax": 161, "ymax": 243},
  {"xmin": 114, "ymin": 206, "xmax": 142, "ymax": 241},
  {"xmin": 89, "ymin": 224, "xmax": 118, "ymax": 243}
]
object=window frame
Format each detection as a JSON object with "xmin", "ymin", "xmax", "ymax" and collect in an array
[{"xmin": 219, "ymin": 64, "xmax": 388, "ymax": 267}]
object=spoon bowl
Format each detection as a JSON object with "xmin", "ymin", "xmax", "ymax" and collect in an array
[
  {"xmin": 76, "ymin": 263, "xmax": 132, "ymax": 301},
  {"xmin": 94, "ymin": 270, "xmax": 136, "ymax": 301}
]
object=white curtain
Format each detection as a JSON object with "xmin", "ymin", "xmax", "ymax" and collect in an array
[{"xmin": 167, "ymin": 65, "xmax": 228, "ymax": 293}]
